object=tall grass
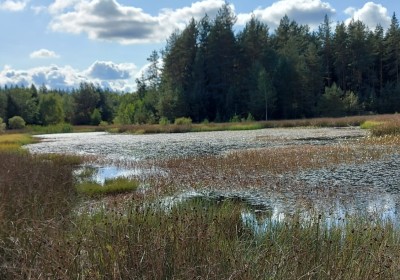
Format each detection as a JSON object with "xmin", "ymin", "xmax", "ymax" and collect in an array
[
  {"xmin": 5, "ymin": 195, "xmax": 399, "ymax": 279},
  {"xmin": 0, "ymin": 152, "xmax": 79, "ymax": 279},
  {"xmin": 1, "ymin": 150, "xmax": 400, "ymax": 279}
]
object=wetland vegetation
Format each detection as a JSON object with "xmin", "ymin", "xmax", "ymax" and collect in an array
[{"xmin": 1, "ymin": 115, "xmax": 400, "ymax": 279}]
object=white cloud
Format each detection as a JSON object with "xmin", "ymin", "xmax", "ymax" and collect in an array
[
  {"xmin": 86, "ymin": 61, "xmax": 137, "ymax": 80},
  {"xmin": 237, "ymin": 0, "xmax": 335, "ymax": 30},
  {"xmin": 49, "ymin": 0, "xmax": 226, "ymax": 44},
  {"xmin": 30, "ymin": 49, "xmax": 60, "ymax": 59},
  {"xmin": 48, "ymin": 0, "xmax": 80, "ymax": 14},
  {"xmin": 0, "ymin": 0, "xmax": 29, "ymax": 12},
  {"xmin": 344, "ymin": 2, "xmax": 391, "ymax": 29},
  {"xmin": 0, "ymin": 62, "xmax": 139, "ymax": 92}
]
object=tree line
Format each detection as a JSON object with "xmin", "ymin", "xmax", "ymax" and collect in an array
[{"xmin": 1, "ymin": 4, "xmax": 400, "ymax": 127}]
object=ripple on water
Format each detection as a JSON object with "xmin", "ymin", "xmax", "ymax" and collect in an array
[{"xmin": 25, "ymin": 128, "xmax": 400, "ymax": 226}]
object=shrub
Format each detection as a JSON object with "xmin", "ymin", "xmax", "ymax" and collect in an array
[
  {"xmin": 159, "ymin": 116, "xmax": 170, "ymax": 126},
  {"xmin": 174, "ymin": 117, "xmax": 192, "ymax": 125},
  {"xmin": 246, "ymin": 113, "xmax": 255, "ymax": 122},
  {"xmin": 99, "ymin": 121, "xmax": 109, "ymax": 127},
  {"xmin": 8, "ymin": 116, "xmax": 26, "ymax": 129},
  {"xmin": 91, "ymin": 108, "xmax": 102, "ymax": 126},
  {"xmin": 230, "ymin": 114, "xmax": 241, "ymax": 123},
  {"xmin": 0, "ymin": 117, "xmax": 5, "ymax": 132}
]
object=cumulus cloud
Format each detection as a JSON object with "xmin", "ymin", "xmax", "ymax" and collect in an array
[
  {"xmin": 86, "ymin": 61, "xmax": 137, "ymax": 80},
  {"xmin": 0, "ymin": 0, "xmax": 29, "ymax": 11},
  {"xmin": 0, "ymin": 62, "xmax": 139, "ymax": 92},
  {"xmin": 237, "ymin": 0, "xmax": 335, "ymax": 30},
  {"xmin": 344, "ymin": 2, "xmax": 391, "ymax": 29},
  {"xmin": 49, "ymin": 0, "xmax": 225, "ymax": 44},
  {"xmin": 30, "ymin": 49, "xmax": 60, "ymax": 59}
]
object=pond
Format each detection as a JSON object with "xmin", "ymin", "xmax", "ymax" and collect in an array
[{"xmin": 25, "ymin": 127, "xmax": 400, "ymax": 227}]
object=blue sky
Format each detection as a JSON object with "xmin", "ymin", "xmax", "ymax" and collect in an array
[{"xmin": 0, "ymin": 0, "xmax": 398, "ymax": 92}]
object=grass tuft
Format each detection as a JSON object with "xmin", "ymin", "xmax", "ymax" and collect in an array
[{"xmin": 76, "ymin": 177, "xmax": 139, "ymax": 197}]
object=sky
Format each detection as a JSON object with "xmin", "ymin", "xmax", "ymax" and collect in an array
[{"xmin": 0, "ymin": 0, "xmax": 398, "ymax": 92}]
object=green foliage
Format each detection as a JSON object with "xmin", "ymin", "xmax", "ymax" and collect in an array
[
  {"xmin": 159, "ymin": 116, "xmax": 170, "ymax": 125},
  {"xmin": 230, "ymin": 114, "xmax": 241, "ymax": 123},
  {"xmin": 343, "ymin": 90, "xmax": 361, "ymax": 115},
  {"xmin": 72, "ymin": 83, "xmax": 100, "ymax": 125},
  {"xmin": 246, "ymin": 113, "xmax": 255, "ymax": 122},
  {"xmin": 318, "ymin": 83, "xmax": 346, "ymax": 117},
  {"xmin": 174, "ymin": 117, "xmax": 192, "ymax": 125},
  {"xmin": 76, "ymin": 178, "xmax": 139, "ymax": 197},
  {"xmin": 39, "ymin": 93, "xmax": 64, "ymax": 125},
  {"xmin": 8, "ymin": 116, "xmax": 26, "ymax": 129},
  {"xmin": 99, "ymin": 121, "xmax": 109, "ymax": 127},
  {"xmin": 0, "ymin": 117, "xmax": 5, "ymax": 133},
  {"xmin": 360, "ymin": 120, "xmax": 384, "ymax": 129},
  {"xmin": 28, "ymin": 123, "xmax": 73, "ymax": 134},
  {"xmin": 91, "ymin": 108, "xmax": 102, "ymax": 125},
  {"xmin": 0, "ymin": 91, "xmax": 7, "ymax": 120}
]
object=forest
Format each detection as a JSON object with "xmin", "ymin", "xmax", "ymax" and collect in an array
[{"xmin": 0, "ymin": 4, "xmax": 400, "ymax": 127}]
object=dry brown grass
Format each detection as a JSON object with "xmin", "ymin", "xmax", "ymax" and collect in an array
[
  {"xmin": 104, "ymin": 114, "xmax": 398, "ymax": 135},
  {"xmin": 154, "ymin": 142, "xmax": 388, "ymax": 193}
]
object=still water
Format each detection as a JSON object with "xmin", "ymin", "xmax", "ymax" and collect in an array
[{"xmin": 25, "ymin": 128, "xmax": 400, "ymax": 227}]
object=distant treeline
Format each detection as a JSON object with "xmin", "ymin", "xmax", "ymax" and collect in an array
[{"xmin": 1, "ymin": 4, "xmax": 400, "ymax": 126}]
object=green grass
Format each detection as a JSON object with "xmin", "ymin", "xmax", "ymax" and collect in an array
[
  {"xmin": 76, "ymin": 177, "xmax": 139, "ymax": 197},
  {"xmin": 360, "ymin": 120, "xmax": 384, "ymax": 129},
  {"xmin": 0, "ymin": 133, "xmax": 35, "ymax": 152},
  {"xmin": 27, "ymin": 123, "xmax": 74, "ymax": 134}
]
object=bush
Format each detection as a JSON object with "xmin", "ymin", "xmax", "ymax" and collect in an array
[
  {"xmin": 246, "ymin": 113, "xmax": 255, "ymax": 122},
  {"xmin": 0, "ymin": 117, "xmax": 5, "ymax": 132},
  {"xmin": 91, "ymin": 108, "xmax": 102, "ymax": 126},
  {"xmin": 230, "ymin": 115, "xmax": 241, "ymax": 123},
  {"xmin": 174, "ymin": 117, "xmax": 192, "ymax": 125},
  {"xmin": 8, "ymin": 116, "xmax": 26, "ymax": 129},
  {"xmin": 159, "ymin": 116, "xmax": 170, "ymax": 126}
]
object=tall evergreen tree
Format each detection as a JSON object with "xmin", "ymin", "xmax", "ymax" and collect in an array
[
  {"xmin": 333, "ymin": 22, "xmax": 349, "ymax": 91},
  {"xmin": 204, "ymin": 4, "xmax": 237, "ymax": 121},
  {"xmin": 72, "ymin": 83, "xmax": 100, "ymax": 125},
  {"xmin": 160, "ymin": 19, "xmax": 198, "ymax": 120},
  {"xmin": 384, "ymin": 13, "xmax": 400, "ymax": 85},
  {"xmin": 318, "ymin": 15, "xmax": 334, "ymax": 87}
]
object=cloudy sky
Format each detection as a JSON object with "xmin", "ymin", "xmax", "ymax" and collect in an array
[{"xmin": 0, "ymin": 0, "xmax": 398, "ymax": 92}]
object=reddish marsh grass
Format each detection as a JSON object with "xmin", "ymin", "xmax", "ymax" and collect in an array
[
  {"xmin": 1, "ymin": 142, "xmax": 400, "ymax": 279},
  {"xmin": 0, "ymin": 152, "xmax": 79, "ymax": 279},
  {"xmin": 156, "ymin": 143, "xmax": 388, "ymax": 192}
]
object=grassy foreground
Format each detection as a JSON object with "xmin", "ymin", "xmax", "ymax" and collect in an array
[{"xmin": 1, "ymin": 160, "xmax": 400, "ymax": 280}]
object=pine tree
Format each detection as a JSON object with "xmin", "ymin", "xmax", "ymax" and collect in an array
[{"xmin": 384, "ymin": 13, "xmax": 400, "ymax": 85}]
